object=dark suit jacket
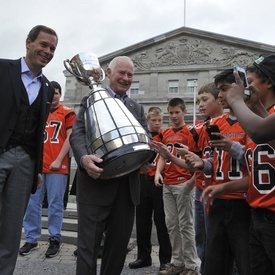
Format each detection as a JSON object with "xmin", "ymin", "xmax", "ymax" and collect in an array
[
  {"xmin": 70, "ymin": 94, "xmax": 148, "ymax": 206},
  {"xmin": 0, "ymin": 58, "xmax": 54, "ymax": 193}
]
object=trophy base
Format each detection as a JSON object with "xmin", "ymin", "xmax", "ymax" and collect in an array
[{"xmin": 97, "ymin": 143, "xmax": 156, "ymax": 179}]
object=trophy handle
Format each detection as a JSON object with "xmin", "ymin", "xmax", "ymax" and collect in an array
[
  {"xmin": 63, "ymin": 59, "xmax": 76, "ymax": 76},
  {"xmin": 99, "ymin": 68, "xmax": 105, "ymax": 82}
]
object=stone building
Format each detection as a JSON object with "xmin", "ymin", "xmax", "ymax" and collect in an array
[{"xmin": 63, "ymin": 26, "xmax": 275, "ymax": 127}]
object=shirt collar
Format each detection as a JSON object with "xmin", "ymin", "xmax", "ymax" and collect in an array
[
  {"xmin": 105, "ymin": 86, "xmax": 128, "ymax": 101},
  {"xmin": 21, "ymin": 57, "xmax": 43, "ymax": 79}
]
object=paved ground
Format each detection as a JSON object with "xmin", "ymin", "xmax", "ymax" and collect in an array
[{"xmin": 14, "ymin": 240, "xmax": 161, "ymax": 275}]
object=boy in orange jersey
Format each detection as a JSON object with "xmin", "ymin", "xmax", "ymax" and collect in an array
[
  {"xmin": 152, "ymin": 83, "xmax": 223, "ymax": 274},
  {"xmin": 187, "ymin": 82, "xmax": 223, "ymax": 274},
  {"xmin": 155, "ymin": 98, "xmax": 201, "ymax": 275},
  {"xmin": 202, "ymin": 54, "xmax": 275, "ymax": 275},
  {"xmin": 184, "ymin": 69, "xmax": 251, "ymax": 275},
  {"xmin": 129, "ymin": 107, "xmax": 172, "ymax": 271}
]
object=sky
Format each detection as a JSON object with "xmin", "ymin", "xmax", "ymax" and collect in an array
[{"xmin": 1, "ymin": 0, "xmax": 274, "ymax": 100}]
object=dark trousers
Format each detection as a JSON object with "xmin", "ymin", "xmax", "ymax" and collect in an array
[
  {"xmin": 250, "ymin": 208, "xmax": 275, "ymax": 275},
  {"xmin": 0, "ymin": 147, "xmax": 34, "ymax": 275},
  {"xmin": 135, "ymin": 174, "xmax": 171, "ymax": 264},
  {"xmin": 76, "ymin": 179, "xmax": 135, "ymax": 275},
  {"xmin": 204, "ymin": 199, "xmax": 251, "ymax": 275}
]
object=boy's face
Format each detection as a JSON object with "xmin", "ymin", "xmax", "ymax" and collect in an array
[
  {"xmin": 168, "ymin": 105, "xmax": 186, "ymax": 128},
  {"xmin": 51, "ymin": 88, "xmax": 61, "ymax": 108},
  {"xmin": 247, "ymin": 71, "xmax": 270, "ymax": 104},
  {"xmin": 216, "ymin": 82, "xmax": 232, "ymax": 109},
  {"xmin": 147, "ymin": 114, "xmax": 163, "ymax": 132},
  {"xmin": 197, "ymin": 92, "xmax": 222, "ymax": 118}
]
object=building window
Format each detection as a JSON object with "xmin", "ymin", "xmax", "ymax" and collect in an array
[
  {"xmin": 168, "ymin": 80, "xmax": 179, "ymax": 94},
  {"xmin": 130, "ymin": 81, "xmax": 139, "ymax": 95},
  {"xmin": 186, "ymin": 79, "xmax": 198, "ymax": 98}
]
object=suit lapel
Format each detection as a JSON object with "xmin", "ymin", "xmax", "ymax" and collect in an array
[
  {"xmin": 9, "ymin": 59, "xmax": 22, "ymax": 108},
  {"xmin": 40, "ymin": 76, "xmax": 53, "ymax": 121}
]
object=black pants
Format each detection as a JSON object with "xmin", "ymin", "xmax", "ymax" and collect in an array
[{"xmin": 135, "ymin": 174, "xmax": 171, "ymax": 264}]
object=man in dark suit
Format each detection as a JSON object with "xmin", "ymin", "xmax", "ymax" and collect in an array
[
  {"xmin": 0, "ymin": 25, "xmax": 58, "ymax": 274},
  {"xmin": 70, "ymin": 56, "xmax": 150, "ymax": 275}
]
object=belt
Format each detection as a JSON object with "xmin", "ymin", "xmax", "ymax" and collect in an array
[{"xmin": 140, "ymin": 174, "xmax": 155, "ymax": 181}]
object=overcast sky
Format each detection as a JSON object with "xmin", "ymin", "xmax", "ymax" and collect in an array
[{"xmin": 1, "ymin": 0, "xmax": 274, "ymax": 100}]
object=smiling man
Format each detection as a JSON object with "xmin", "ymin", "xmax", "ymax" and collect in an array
[
  {"xmin": 70, "ymin": 56, "xmax": 150, "ymax": 275},
  {"xmin": 0, "ymin": 25, "xmax": 58, "ymax": 275}
]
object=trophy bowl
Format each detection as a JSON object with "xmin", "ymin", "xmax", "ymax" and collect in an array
[{"xmin": 64, "ymin": 52, "xmax": 105, "ymax": 86}]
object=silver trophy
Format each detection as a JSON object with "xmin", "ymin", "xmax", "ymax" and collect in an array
[{"xmin": 64, "ymin": 52, "xmax": 155, "ymax": 179}]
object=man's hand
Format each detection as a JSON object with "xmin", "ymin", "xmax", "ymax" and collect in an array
[{"xmin": 81, "ymin": 154, "xmax": 104, "ymax": 179}]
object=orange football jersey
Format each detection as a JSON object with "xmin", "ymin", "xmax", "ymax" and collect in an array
[
  {"xmin": 201, "ymin": 114, "xmax": 248, "ymax": 199},
  {"xmin": 161, "ymin": 125, "xmax": 193, "ymax": 185},
  {"xmin": 43, "ymin": 104, "xmax": 76, "ymax": 174},
  {"xmin": 188, "ymin": 122, "xmax": 212, "ymax": 190},
  {"xmin": 245, "ymin": 106, "xmax": 275, "ymax": 211}
]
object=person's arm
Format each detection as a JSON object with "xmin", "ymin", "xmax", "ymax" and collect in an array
[
  {"xmin": 151, "ymin": 141, "xmax": 189, "ymax": 169},
  {"xmin": 154, "ymin": 155, "xmax": 165, "ymax": 187},
  {"xmin": 50, "ymin": 128, "xmax": 72, "ymax": 170},
  {"xmin": 227, "ymin": 72, "xmax": 275, "ymax": 145},
  {"xmin": 200, "ymin": 176, "xmax": 249, "ymax": 205},
  {"xmin": 184, "ymin": 148, "xmax": 214, "ymax": 175}
]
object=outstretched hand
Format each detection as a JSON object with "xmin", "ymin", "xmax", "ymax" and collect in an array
[
  {"xmin": 184, "ymin": 150, "xmax": 204, "ymax": 171},
  {"xmin": 200, "ymin": 184, "xmax": 225, "ymax": 206},
  {"xmin": 151, "ymin": 141, "xmax": 171, "ymax": 159}
]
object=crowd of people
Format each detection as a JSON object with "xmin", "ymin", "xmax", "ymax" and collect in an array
[{"xmin": 0, "ymin": 24, "xmax": 275, "ymax": 275}]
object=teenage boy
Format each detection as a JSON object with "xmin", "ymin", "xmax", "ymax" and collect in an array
[
  {"xmin": 129, "ymin": 107, "xmax": 171, "ymax": 271},
  {"xmin": 150, "ymin": 84, "xmax": 234, "ymax": 275},
  {"xmin": 183, "ymin": 69, "xmax": 251, "ymax": 275},
  {"xmin": 202, "ymin": 54, "xmax": 275, "ymax": 275},
  {"xmin": 188, "ymin": 82, "xmax": 223, "ymax": 274},
  {"xmin": 155, "ymin": 98, "xmax": 201, "ymax": 275}
]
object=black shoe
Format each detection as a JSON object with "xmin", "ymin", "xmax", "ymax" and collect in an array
[
  {"xmin": 160, "ymin": 262, "xmax": 171, "ymax": 271},
  {"xmin": 73, "ymin": 248, "xmax": 78, "ymax": 256},
  {"xmin": 45, "ymin": 240, "xmax": 60, "ymax": 258},
  {"xmin": 19, "ymin": 242, "xmax": 38, "ymax": 256},
  {"xmin": 129, "ymin": 258, "xmax": 152, "ymax": 269}
]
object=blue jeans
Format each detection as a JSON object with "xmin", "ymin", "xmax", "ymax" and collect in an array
[
  {"xmin": 24, "ymin": 173, "xmax": 67, "ymax": 243},
  {"xmin": 204, "ymin": 199, "xmax": 251, "ymax": 275},
  {"xmin": 194, "ymin": 187, "xmax": 207, "ymax": 274},
  {"xmin": 250, "ymin": 208, "xmax": 275, "ymax": 275}
]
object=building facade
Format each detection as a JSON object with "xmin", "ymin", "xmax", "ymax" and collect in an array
[{"xmin": 63, "ymin": 26, "xmax": 275, "ymax": 126}]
